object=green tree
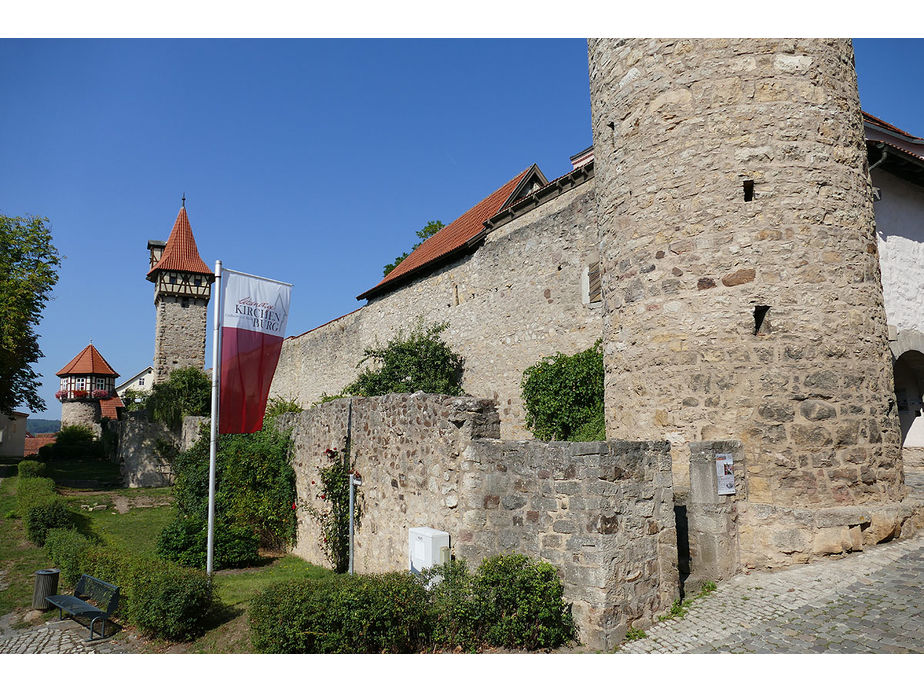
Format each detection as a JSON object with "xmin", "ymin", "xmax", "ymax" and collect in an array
[
  {"xmin": 520, "ymin": 341, "xmax": 605, "ymax": 441},
  {"xmin": 343, "ymin": 321, "xmax": 464, "ymax": 397},
  {"xmin": 0, "ymin": 215, "xmax": 61, "ymax": 415},
  {"xmin": 383, "ymin": 220, "xmax": 444, "ymax": 277},
  {"xmin": 146, "ymin": 367, "xmax": 211, "ymax": 429}
]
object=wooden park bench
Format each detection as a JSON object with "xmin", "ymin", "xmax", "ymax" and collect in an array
[{"xmin": 46, "ymin": 574, "xmax": 120, "ymax": 640}]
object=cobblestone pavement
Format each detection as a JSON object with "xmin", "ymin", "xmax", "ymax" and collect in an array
[
  {"xmin": 0, "ymin": 617, "xmax": 132, "ymax": 654},
  {"xmin": 620, "ymin": 531, "xmax": 924, "ymax": 653}
]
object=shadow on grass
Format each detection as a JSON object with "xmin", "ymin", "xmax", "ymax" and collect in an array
[{"xmin": 201, "ymin": 600, "xmax": 245, "ymax": 631}]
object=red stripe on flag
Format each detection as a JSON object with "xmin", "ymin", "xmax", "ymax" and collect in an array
[{"xmin": 219, "ymin": 326, "xmax": 284, "ymax": 434}]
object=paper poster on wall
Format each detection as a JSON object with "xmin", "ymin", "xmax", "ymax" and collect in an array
[{"xmin": 715, "ymin": 453, "xmax": 736, "ymax": 495}]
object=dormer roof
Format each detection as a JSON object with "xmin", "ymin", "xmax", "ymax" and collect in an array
[
  {"xmin": 56, "ymin": 344, "xmax": 119, "ymax": 378},
  {"xmin": 147, "ymin": 206, "xmax": 213, "ymax": 280}
]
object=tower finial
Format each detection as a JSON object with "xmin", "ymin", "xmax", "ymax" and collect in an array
[{"xmin": 182, "ymin": 192, "xmax": 186, "ymax": 208}]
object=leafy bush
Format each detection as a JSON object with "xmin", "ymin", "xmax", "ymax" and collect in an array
[
  {"xmin": 17, "ymin": 459, "xmax": 46, "ymax": 478},
  {"xmin": 81, "ymin": 545, "xmax": 215, "ymax": 641},
  {"xmin": 16, "ymin": 476, "xmax": 56, "ymax": 517},
  {"xmin": 120, "ymin": 387, "xmax": 150, "ymax": 412},
  {"xmin": 424, "ymin": 559, "xmax": 479, "ymax": 650},
  {"xmin": 471, "ymin": 554, "xmax": 575, "ymax": 649},
  {"xmin": 424, "ymin": 555, "xmax": 575, "ymax": 651},
  {"xmin": 157, "ymin": 423, "xmax": 296, "ymax": 566},
  {"xmin": 263, "ymin": 396, "xmax": 302, "ymax": 421},
  {"xmin": 250, "ymin": 572, "xmax": 431, "ymax": 653},
  {"xmin": 146, "ymin": 367, "xmax": 211, "ymax": 429},
  {"xmin": 25, "ymin": 499, "xmax": 75, "ymax": 546},
  {"xmin": 45, "ymin": 527, "xmax": 94, "ymax": 585},
  {"xmin": 38, "ymin": 424, "xmax": 104, "ymax": 461},
  {"xmin": 156, "ymin": 517, "xmax": 259, "ymax": 570},
  {"xmin": 343, "ymin": 321, "xmax": 464, "ymax": 397},
  {"xmin": 521, "ymin": 340, "xmax": 604, "ymax": 441}
]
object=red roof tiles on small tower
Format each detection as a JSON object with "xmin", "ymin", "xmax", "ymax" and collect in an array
[
  {"xmin": 147, "ymin": 206, "xmax": 212, "ymax": 279},
  {"xmin": 56, "ymin": 344, "xmax": 120, "ymax": 378}
]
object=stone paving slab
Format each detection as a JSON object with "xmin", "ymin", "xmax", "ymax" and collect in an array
[
  {"xmin": 0, "ymin": 617, "xmax": 131, "ymax": 654},
  {"xmin": 620, "ymin": 532, "xmax": 924, "ymax": 653}
]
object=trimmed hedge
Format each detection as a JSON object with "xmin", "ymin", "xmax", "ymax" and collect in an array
[
  {"xmin": 250, "ymin": 572, "xmax": 431, "ymax": 653},
  {"xmin": 16, "ymin": 476, "xmax": 56, "ymax": 517},
  {"xmin": 17, "ymin": 460, "xmax": 47, "ymax": 478},
  {"xmin": 250, "ymin": 554, "xmax": 576, "ymax": 653},
  {"xmin": 80, "ymin": 546, "xmax": 215, "ymax": 641},
  {"xmin": 25, "ymin": 499, "xmax": 74, "ymax": 546},
  {"xmin": 45, "ymin": 527, "xmax": 94, "ymax": 585},
  {"xmin": 43, "ymin": 528, "xmax": 216, "ymax": 641}
]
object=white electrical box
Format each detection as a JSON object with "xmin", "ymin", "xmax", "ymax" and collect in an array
[{"xmin": 408, "ymin": 527, "xmax": 450, "ymax": 574}]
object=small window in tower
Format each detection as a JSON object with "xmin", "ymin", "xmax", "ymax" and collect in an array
[
  {"xmin": 194, "ymin": 277, "xmax": 202, "ymax": 286},
  {"xmin": 588, "ymin": 262, "xmax": 602, "ymax": 303},
  {"xmin": 743, "ymin": 180, "xmax": 754, "ymax": 202},
  {"xmin": 169, "ymin": 274, "xmax": 177, "ymax": 284}
]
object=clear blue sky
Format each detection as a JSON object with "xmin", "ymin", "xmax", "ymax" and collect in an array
[{"xmin": 2, "ymin": 38, "xmax": 922, "ymax": 417}]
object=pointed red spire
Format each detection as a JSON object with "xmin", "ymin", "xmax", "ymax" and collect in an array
[
  {"xmin": 56, "ymin": 344, "xmax": 119, "ymax": 377},
  {"xmin": 147, "ymin": 206, "xmax": 212, "ymax": 279}
]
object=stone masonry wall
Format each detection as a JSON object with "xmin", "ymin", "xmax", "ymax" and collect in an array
[
  {"xmin": 588, "ymin": 39, "xmax": 905, "ymax": 563},
  {"xmin": 270, "ymin": 181, "xmax": 602, "ymax": 439},
  {"xmin": 60, "ymin": 400, "xmax": 102, "ymax": 437},
  {"xmin": 282, "ymin": 393, "xmax": 677, "ymax": 649},
  {"xmin": 116, "ymin": 413, "xmax": 179, "ymax": 488},
  {"xmin": 153, "ymin": 295, "xmax": 208, "ymax": 384}
]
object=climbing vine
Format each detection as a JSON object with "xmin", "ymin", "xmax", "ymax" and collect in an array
[{"xmin": 305, "ymin": 443, "xmax": 362, "ymax": 573}]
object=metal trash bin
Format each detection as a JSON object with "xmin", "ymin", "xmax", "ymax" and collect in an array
[{"xmin": 32, "ymin": 569, "xmax": 60, "ymax": 610}]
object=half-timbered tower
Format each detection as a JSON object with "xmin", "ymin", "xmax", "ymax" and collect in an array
[{"xmin": 147, "ymin": 202, "xmax": 214, "ymax": 384}]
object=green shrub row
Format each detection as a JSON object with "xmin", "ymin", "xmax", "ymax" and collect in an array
[
  {"xmin": 250, "ymin": 571, "xmax": 430, "ymax": 653},
  {"xmin": 17, "ymin": 460, "xmax": 47, "ymax": 478},
  {"xmin": 15, "ymin": 476, "xmax": 75, "ymax": 547},
  {"xmin": 25, "ymin": 499, "xmax": 74, "ymax": 546},
  {"xmin": 16, "ymin": 476, "xmax": 56, "ymax": 516},
  {"xmin": 45, "ymin": 527, "xmax": 216, "ymax": 641},
  {"xmin": 249, "ymin": 554, "xmax": 575, "ymax": 653},
  {"xmin": 45, "ymin": 528, "xmax": 94, "ymax": 585}
]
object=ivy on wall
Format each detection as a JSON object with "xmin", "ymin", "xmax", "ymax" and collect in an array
[{"xmin": 520, "ymin": 340, "xmax": 605, "ymax": 441}]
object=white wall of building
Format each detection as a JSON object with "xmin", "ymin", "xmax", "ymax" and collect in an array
[
  {"xmin": 873, "ymin": 168, "xmax": 924, "ymax": 335},
  {"xmin": 0, "ymin": 414, "xmax": 27, "ymax": 458}
]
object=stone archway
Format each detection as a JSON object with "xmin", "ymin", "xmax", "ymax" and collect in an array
[{"xmin": 894, "ymin": 349, "xmax": 924, "ymax": 449}]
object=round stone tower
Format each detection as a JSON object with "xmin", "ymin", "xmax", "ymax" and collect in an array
[
  {"xmin": 147, "ymin": 202, "xmax": 214, "ymax": 384},
  {"xmin": 588, "ymin": 39, "xmax": 905, "ymax": 566}
]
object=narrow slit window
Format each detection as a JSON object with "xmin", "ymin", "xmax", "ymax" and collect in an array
[
  {"xmin": 743, "ymin": 180, "xmax": 755, "ymax": 202},
  {"xmin": 754, "ymin": 305, "xmax": 770, "ymax": 335}
]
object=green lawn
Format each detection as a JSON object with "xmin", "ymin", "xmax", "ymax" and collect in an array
[
  {"xmin": 0, "ymin": 477, "xmax": 55, "ymax": 622},
  {"xmin": 173, "ymin": 555, "xmax": 331, "ymax": 653},
  {"xmin": 2, "ymin": 473, "xmax": 330, "ymax": 652}
]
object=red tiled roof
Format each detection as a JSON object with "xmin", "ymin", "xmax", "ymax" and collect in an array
[
  {"xmin": 100, "ymin": 396, "xmax": 124, "ymax": 420},
  {"xmin": 863, "ymin": 112, "xmax": 922, "ymax": 141},
  {"xmin": 147, "ymin": 206, "xmax": 212, "ymax": 279},
  {"xmin": 56, "ymin": 344, "xmax": 119, "ymax": 377},
  {"xmin": 357, "ymin": 167, "xmax": 536, "ymax": 300},
  {"xmin": 24, "ymin": 435, "xmax": 56, "ymax": 457}
]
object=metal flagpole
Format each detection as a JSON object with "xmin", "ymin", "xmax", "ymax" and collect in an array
[{"xmin": 207, "ymin": 260, "xmax": 223, "ymax": 576}]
